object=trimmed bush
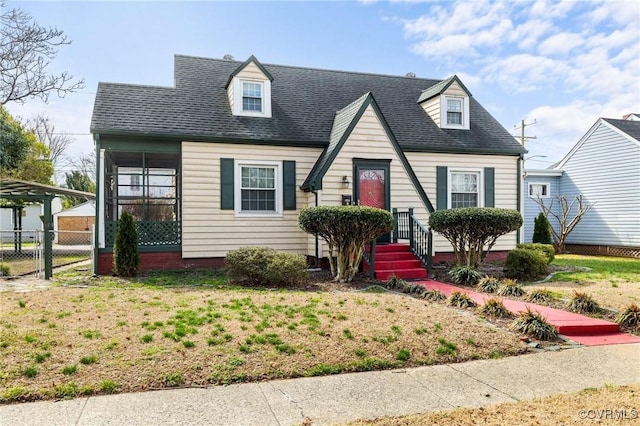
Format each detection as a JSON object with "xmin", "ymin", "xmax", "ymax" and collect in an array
[
  {"xmin": 517, "ymin": 243, "xmax": 555, "ymax": 264},
  {"xmin": 532, "ymin": 212, "xmax": 553, "ymax": 244},
  {"xmin": 504, "ymin": 248, "xmax": 548, "ymax": 281},
  {"xmin": 448, "ymin": 266, "xmax": 483, "ymax": 286},
  {"xmin": 429, "ymin": 207, "xmax": 522, "ymax": 268},
  {"xmin": 510, "ymin": 307, "xmax": 558, "ymax": 341},
  {"xmin": 113, "ymin": 212, "xmax": 139, "ymax": 277},
  {"xmin": 497, "ymin": 279, "xmax": 526, "ymax": 297},
  {"xmin": 298, "ymin": 206, "xmax": 394, "ymax": 283},
  {"xmin": 568, "ymin": 291, "xmax": 600, "ymax": 314},
  {"xmin": 0, "ymin": 263, "xmax": 11, "ymax": 277},
  {"xmin": 476, "ymin": 276, "xmax": 500, "ymax": 293},
  {"xmin": 225, "ymin": 247, "xmax": 308, "ymax": 287}
]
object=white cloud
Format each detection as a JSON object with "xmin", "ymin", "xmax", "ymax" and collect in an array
[{"xmin": 537, "ymin": 32, "xmax": 585, "ymax": 56}]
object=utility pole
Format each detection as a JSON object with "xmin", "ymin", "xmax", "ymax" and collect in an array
[{"xmin": 513, "ymin": 119, "xmax": 537, "ymax": 147}]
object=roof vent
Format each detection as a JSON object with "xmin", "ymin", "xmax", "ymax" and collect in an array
[
  {"xmin": 223, "ymin": 54, "xmax": 235, "ymax": 61},
  {"xmin": 405, "ymin": 72, "xmax": 416, "ymax": 78}
]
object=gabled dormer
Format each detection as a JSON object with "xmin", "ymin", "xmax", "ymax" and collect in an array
[
  {"xmin": 417, "ymin": 75, "xmax": 471, "ymax": 130},
  {"xmin": 225, "ymin": 55, "xmax": 274, "ymax": 118}
]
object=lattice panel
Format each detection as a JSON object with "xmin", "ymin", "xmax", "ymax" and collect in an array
[
  {"xmin": 566, "ymin": 244, "xmax": 640, "ymax": 259},
  {"xmin": 105, "ymin": 221, "xmax": 181, "ymax": 247}
]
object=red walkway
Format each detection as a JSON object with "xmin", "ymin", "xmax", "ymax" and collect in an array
[{"xmin": 416, "ymin": 279, "xmax": 640, "ymax": 346}]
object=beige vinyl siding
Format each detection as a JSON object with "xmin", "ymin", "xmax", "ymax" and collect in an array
[
  {"xmin": 317, "ymin": 105, "xmax": 426, "ymax": 257},
  {"xmin": 235, "ymin": 62, "xmax": 268, "ymax": 80},
  {"xmin": 406, "ymin": 152, "xmax": 520, "ymax": 252},
  {"xmin": 227, "ymin": 80, "xmax": 234, "ymax": 110},
  {"xmin": 443, "ymin": 81, "xmax": 467, "ymax": 97},
  {"xmin": 420, "ymin": 96, "xmax": 440, "ymax": 126},
  {"xmin": 182, "ymin": 142, "xmax": 321, "ymax": 258}
]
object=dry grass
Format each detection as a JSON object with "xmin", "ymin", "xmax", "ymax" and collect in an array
[
  {"xmin": 0, "ymin": 285, "xmax": 527, "ymax": 402},
  {"xmin": 348, "ymin": 384, "xmax": 640, "ymax": 425}
]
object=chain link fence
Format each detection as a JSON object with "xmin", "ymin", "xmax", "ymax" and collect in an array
[{"xmin": 0, "ymin": 230, "xmax": 92, "ymax": 278}]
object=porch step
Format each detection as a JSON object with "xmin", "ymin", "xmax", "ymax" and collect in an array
[{"xmin": 365, "ymin": 243, "xmax": 427, "ymax": 281}]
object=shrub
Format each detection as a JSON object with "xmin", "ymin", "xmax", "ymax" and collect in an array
[
  {"xmin": 299, "ymin": 206, "xmax": 394, "ymax": 282},
  {"xmin": 532, "ymin": 212, "xmax": 553, "ymax": 244},
  {"xmin": 478, "ymin": 298, "xmax": 513, "ymax": 318},
  {"xmin": 517, "ymin": 243, "xmax": 555, "ymax": 264},
  {"xmin": 568, "ymin": 291, "xmax": 600, "ymax": 314},
  {"xmin": 476, "ymin": 276, "xmax": 500, "ymax": 293},
  {"xmin": 429, "ymin": 207, "xmax": 522, "ymax": 268},
  {"xmin": 113, "ymin": 211, "xmax": 139, "ymax": 277},
  {"xmin": 422, "ymin": 289, "xmax": 446, "ymax": 302},
  {"xmin": 448, "ymin": 266, "xmax": 483, "ymax": 286},
  {"xmin": 510, "ymin": 307, "xmax": 558, "ymax": 341},
  {"xmin": 504, "ymin": 248, "xmax": 548, "ymax": 281},
  {"xmin": 225, "ymin": 247, "xmax": 308, "ymax": 287},
  {"xmin": 526, "ymin": 288, "xmax": 557, "ymax": 304},
  {"xmin": 497, "ymin": 279, "xmax": 526, "ymax": 297},
  {"xmin": 0, "ymin": 263, "xmax": 11, "ymax": 277},
  {"xmin": 616, "ymin": 304, "xmax": 640, "ymax": 330},
  {"xmin": 448, "ymin": 291, "xmax": 477, "ymax": 308},
  {"xmin": 386, "ymin": 276, "xmax": 407, "ymax": 291}
]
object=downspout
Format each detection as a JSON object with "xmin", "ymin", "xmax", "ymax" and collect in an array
[
  {"xmin": 93, "ymin": 135, "xmax": 101, "ymax": 276},
  {"xmin": 517, "ymin": 154, "xmax": 523, "ymax": 244}
]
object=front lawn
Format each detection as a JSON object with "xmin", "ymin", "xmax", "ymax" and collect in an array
[{"xmin": 0, "ymin": 271, "xmax": 527, "ymax": 403}]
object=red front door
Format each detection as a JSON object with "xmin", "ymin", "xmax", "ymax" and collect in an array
[{"xmin": 358, "ymin": 169, "xmax": 386, "ymax": 209}]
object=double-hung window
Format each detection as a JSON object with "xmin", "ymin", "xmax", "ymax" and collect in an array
[
  {"xmin": 235, "ymin": 160, "xmax": 281, "ymax": 216},
  {"xmin": 242, "ymin": 82, "xmax": 263, "ymax": 112},
  {"xmin": 447, "ymin": 98, "xmax": 463, "ymax": 125},
  {"xmin": 450, "ymin": 170, "xmax": 481, "ymax": 208}
]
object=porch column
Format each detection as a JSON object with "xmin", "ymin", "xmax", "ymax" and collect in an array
[{"xmin": 43, "ymin": 196, "xmax": 53, "ymax": 279}]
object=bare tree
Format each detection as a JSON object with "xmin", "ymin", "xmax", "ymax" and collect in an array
[
  {"xmin": 534, "ymin": 194, "xmax": 594, "ymax": 253},
  {"xmin": 69, "ymin": 152, "xmax": 96, "ymax": 181},
  {"xmin": 24, "ymin": 113, "xmax": 73, "ymax": 170},
  {"xmin": 0, "ymin": 2, "xmax": 84, "ymax": 105}
]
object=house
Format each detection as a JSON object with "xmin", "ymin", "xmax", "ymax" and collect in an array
[
  {"xmin": 90, "ymin": 54, "xmax": 526, "ymax": 275},
  {"xmin": 0, "ymin": 198, "xmax": 63, "ymax": 243},
  {"xmin": 53, "ymin": 201, "xmax": 96, "ymax": 245},
  {"xmin": 524, "ymin": 115, "xmax": 640, "ymax": 257}
]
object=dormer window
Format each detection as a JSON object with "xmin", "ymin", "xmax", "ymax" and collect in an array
[
  {"xmin": 446, "ymin": 98, "xmax": 463, "ymax": 125},
  {"xmin": 441, "ymin": 95, "xmax": 469, "ymax": 129},
  {"xmin": 418, "ymin": 75, "xmax": 471, "ymax": 130},
  {"xmin": 242, "ymin": 82, "xmax": 263, "ymax": 112}
]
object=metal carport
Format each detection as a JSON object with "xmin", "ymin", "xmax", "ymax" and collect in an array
[{"xmin": 0, "ymin": 178, "xmax": 95, "ymax": 279}]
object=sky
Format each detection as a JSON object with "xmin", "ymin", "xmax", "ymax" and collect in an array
[{"xmin": 4, "ymin": 0, "xmax": 640, "ymax": 180}]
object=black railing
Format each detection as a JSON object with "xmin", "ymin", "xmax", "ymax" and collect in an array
[{"xmin": 393, "ymin": 207, "xmax": 433, "ymax": 274}]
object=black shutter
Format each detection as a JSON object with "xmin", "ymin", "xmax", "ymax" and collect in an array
[
  {"xmin": 283, "ymin": 161, "xmax": 296, "ymax": 210},
  {"xmin": 436, "ymin": 166, "xmax": 448, "ymax": 210},
  {"xmin": 220, "ymin": 158, "xmax": 234, "ymax": 210},
  {"xmin": 484, "ymin": 167, "xmax": 495, "ymax": 208}
]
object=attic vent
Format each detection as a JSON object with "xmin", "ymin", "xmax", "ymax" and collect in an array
[
  {"xmin": 406, "ymin": 72, "xmax": 416, "ymax": 78},
  {"xmin": 223, "ymin": 54, "xmax": 235, "ymax": 61}
]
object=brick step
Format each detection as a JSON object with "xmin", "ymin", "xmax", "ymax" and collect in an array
[
  {"xmin": 363, "ymin": 259, "xmax": 422, "ymax": 272},
  {"xmin": 556, "ymin": 323, "xmax": 620, "ymax": 335},
  {"xmin": 374, "ymin": 243, "xmax": 412, "ymax": 253},
  {"xmin": 375, "ymin": 252, "xmax": 417, "ymax": 262},
  {"xmin": 376, "ymin": 268, "xmax": 428, "ymax": 281}
]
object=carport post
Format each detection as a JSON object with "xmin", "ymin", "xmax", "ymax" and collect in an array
[{"xmin": 43, "ymin": 196, "xmax": 53, "ymax": 279}]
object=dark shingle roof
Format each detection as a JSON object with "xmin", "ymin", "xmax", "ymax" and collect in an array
[
  {"xmin": 91, "ymin": 54, "xmax": 525, "ymax": 155},
  {"xmin": 603, "ymin": 118, "xmax": 640, "ymax": 142}
]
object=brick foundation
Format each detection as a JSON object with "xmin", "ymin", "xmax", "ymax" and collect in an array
[
  {"xmin": 431, "ymin": 250, "xmax": 509, "ymax": 264},
  {"xmin": 97, "ymin": 252, "xmax": 225, "ymax": 275}
]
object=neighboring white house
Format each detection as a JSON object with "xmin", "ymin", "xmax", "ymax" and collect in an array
[
  {"xmin": 0, "ymin": 198, "xmax": 63, "ymax": 242},
  {"xmin": 524, "ymin": 114, "xmax": 640, "ymax": 257},
  {"xmin": 53, "ymin": 201, "xmax": 96, "ymax": 244}
]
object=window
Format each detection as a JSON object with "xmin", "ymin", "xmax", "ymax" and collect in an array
[
  {"xmin": 447, "ymin": 98, "xmax": 463, "ymax": 125},
  {"xmin": 450, "ymin": 170, "xmax": 481, "ymax": 208},
  {"xmin": 242, "ymin": 82, "xmax": 262, "ymax": 112},
  {"xmin": 235, "ymin": 160, "xmax": 281, "ymax": 216},
  {"xmin": 529, "ymin": 183, "xmax": 550, "ymax": 198}
]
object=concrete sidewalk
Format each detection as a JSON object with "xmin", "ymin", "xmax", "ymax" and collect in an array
[{"xmin": 1, "ymin": 343, "xmax": 638, "ymax": 426}]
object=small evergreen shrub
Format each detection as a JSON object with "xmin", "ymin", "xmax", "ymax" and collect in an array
[
  {"xmin": 616, "ymin": 304, "xmax": 640, "ymax": 330},
  {"xmin": 0, "ymin": 263, "xmax": 11, "ymax": 277},
  {"xmin": 448, "ymin": 266, "xmax": 483, "ymax": 286},
  {"xmin": 422, "ymin": 289, "xmax": 446, "ymax": 302},
  {"xmin": 225, "ymin": 247, "xmax": 308, "ymax": 287},
  {"xmin": 568, "ymin": 291, "xmax": 600, "ymax": 314},
  {"xmin": 478, "ymin": 298, "xmax": 513, "ymax": 318},
  {"xmin": 476, "ymin": 276, "xmax": 500, "ymax": 293},
  {"xmin": 497, "ymin": 279, "xmax": 526, "ymax": 297},
  {"xmin": 448, "ymin": 291, "xmax": 477, "ymax": 308},
  {"xmin": 532, "ymin": 212, "xmax": 553, "ymax": 244},
  {"xmin": 517, "ymin": 243, "xmax": 555, "ymax": 264},
  {"xmin": 526, "ymin": 288, "xmax": 557, "ymax": 304},
  {"xmin": 504, "ymin": 248, "xmax": 548, "ymax": 280},
  {"xmin": 113, "ymin": 212, "xmax": 140, "ymax": 277},
  {"xmin": 510, "ymin": 307, "xmax": 558, "ymax": 341}
]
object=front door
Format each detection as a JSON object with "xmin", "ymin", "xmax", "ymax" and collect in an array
[{"xmin": 354, "ymin": 160, "xmax": 391, "ymax": 243}]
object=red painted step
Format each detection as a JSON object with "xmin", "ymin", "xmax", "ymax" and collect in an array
[{"xmin": 364, "ymin": 243, "xmax": 428, "ymax": 280}]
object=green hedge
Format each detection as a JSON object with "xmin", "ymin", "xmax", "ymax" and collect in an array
[
  {"xmin": 504, "ymin": 248, "xmax": 548, "ymax": 281},
  {"xmin": 517, "ymin": 243, "xmax": 555, "ymax": 264},
  {"xmin": 225, "ymin": 246, "xmax": 308, "ymax": 287}
]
